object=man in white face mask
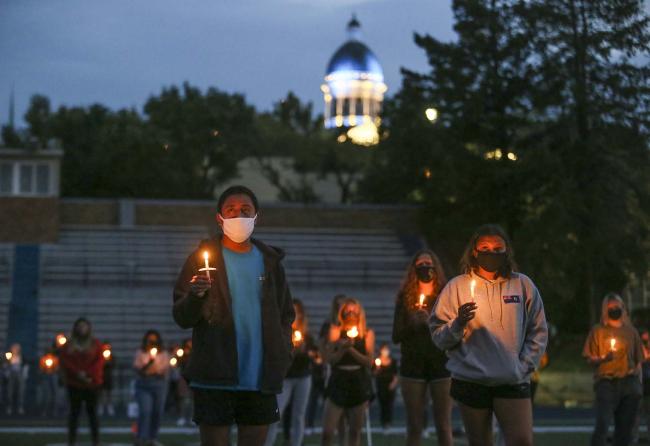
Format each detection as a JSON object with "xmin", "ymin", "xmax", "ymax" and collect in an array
[{"xmin": 173, "ymin": 185, "xmax": 295, "ymax": 446}]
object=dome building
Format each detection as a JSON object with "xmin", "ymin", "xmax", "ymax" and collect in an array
[{"xmin": 321, "ymin": 16, "xmax": 387, "ymax": 146}]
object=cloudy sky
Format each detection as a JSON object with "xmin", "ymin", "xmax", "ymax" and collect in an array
[{"xmin": 0, "ymin": 0, "xmax": 455, "ymax": 126}]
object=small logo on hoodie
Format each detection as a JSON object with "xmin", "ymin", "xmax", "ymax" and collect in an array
[{"xmin": 503, "ymin": 295, "xmax": 521, "ymax": 304}]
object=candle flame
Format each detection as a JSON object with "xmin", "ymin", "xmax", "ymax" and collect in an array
[
  {"xmin": 610, "ymin": 338, "xmax": 616, "ymax": 350},
  {"xmin": 170, "ymin": 357, "xmax": 178, "ymax": 367},
  {"xmin": 45, "ymin": 358, "xmax": 53, "ymax": 368},
  {"xmin": 56, "ymin": 334, "xmax": 67, "ymax": 346},
  {"xmin": 102, "ymin": 349, "xmax": 111, "ymax": 359},
  {"xmin": 419, "ymin": 294, "xmax": 425, "ymax": 307},
  {"xmin": 203, "ymin": 251, "xmax": 209, "ymax": 260},
  {"xmin": 150, "ymin": 347, "xmax": 158, "ymax": 357},
  {"xmin": 346, "ymin": 326, "xmax": 359, "ymax": 338},
  {"xmin": 375, "ymin": 358, "xmax": 381, "ymax": 367},
  {"xmin": 293, "ymin": 330, "xmax": 302, "ymax": 342},
  {"xmin": 176, "ymin": 348, "xmax": 184, "ymax": 357},
  {"xmin": 5, "ymin": 352, "xmax": 12, "ymax": 361}
]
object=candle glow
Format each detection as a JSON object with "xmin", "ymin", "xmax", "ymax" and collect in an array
[
  {"xmin": 103, "ymin": 349, "xmax": 111, "ymax": 359},
  {"xmin": 5, "ymin": 352, "xmax": 12, "ymax": 361},
  {"xmin": 176, "ymin": 348, "xmax": 184, "ymax": 357},
  {"xmin": 150, "ymin": 347, "xmax": 158, "ymax": 357},
  {"xmin": 170, "ymin": 357, "xmax": 178, "ymax": 367},
  {"xmin": 203, "ymin": 251, "xmax": 211, "ymax": 280},
  {"xmin": 470, "ymin": 279, "xmax": 476, "ymax": 301},
  {"xmin": 293, "ymin": 330, "xmax": 302, "ymax": 343},
  {"xmin": 610, "ymin": 338, "xmax": 616, "ymax": 351},
  {"xmin": 56, "ymin": 334, "xmax": 67, "ymax": 346},
  {"xmin": 419, "ymin": 294, "xmax": 425, "ymax": 307},
  {"xmin": 375, "ymin": 358, "xmax": 381, "ymax": 367},
  {"xmin": 346, "ymin": 326, "xmax": 359, "ymax": 339},
  {"xmin": 45, "ymin": 358, "xmax": 53, "ymax": 368}
]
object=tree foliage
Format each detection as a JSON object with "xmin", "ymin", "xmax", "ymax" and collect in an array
[{"xmin": 361, "ymin": 0, "xmax": 650, "ymax": 332}]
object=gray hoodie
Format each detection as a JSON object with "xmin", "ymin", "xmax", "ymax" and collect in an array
[{"xmin": 430, "ymin": 271, "xmax": 547, "ymax": 386}]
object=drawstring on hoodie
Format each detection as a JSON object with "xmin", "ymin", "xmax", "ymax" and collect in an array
[{"xmin": 478, "ymin": 273, "xmax": 505, "ymax": 330}]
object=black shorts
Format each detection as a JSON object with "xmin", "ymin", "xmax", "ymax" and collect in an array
[
  {"xmin": 450, "ymin": 378, "xmax": 531, "ymax": 409},
  {"xmin": 326, "ymin": 368, "xmax": 374, "ymax": 408},
  {"xmin": 192, "ymin": 388, "xmax": 279, "ymax": 426}
]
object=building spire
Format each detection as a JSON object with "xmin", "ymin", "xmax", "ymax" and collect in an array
[
  {"xmin": 9, "ymin": 84, "xmax": 15, "ymax": 129},
  {"xmin": 347, "ymin": 14, "xmax": 362, "ymax": 40}
]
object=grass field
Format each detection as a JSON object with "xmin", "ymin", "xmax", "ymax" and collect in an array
[{"xmin": 0, "ymin": 431, "xmax": 593, "ymax": 446}]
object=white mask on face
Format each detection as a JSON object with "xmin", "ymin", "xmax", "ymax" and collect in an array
[{"xmin": 220, "ymin": 214, "xmax": 257, "ymax": 243}]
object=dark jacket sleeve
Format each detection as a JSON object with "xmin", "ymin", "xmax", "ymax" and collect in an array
[
  {"xmin": 276, "ymin": 263, "xmax": 295, "ymax": 351},
  {"xmin": 173, "ymin": 252, "xmax": 205, "ymax": 329}
]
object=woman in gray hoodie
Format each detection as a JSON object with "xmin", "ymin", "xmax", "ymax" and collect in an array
[{"xmin": 430, "ymin": 224, "xmax": 548, "ymax": 446}]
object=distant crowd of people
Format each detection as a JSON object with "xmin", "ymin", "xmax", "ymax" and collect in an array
[{"xmin": 2, "ymin": 184, "xmax": 646, "ymax": 446}]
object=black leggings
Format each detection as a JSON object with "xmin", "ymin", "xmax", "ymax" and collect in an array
[{"xmin": 68, "ymin": 387, "xmax": 100, "ymax": 444}]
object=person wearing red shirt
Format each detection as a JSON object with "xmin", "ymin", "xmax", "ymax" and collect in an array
[{"xmin": 59, "ymin": 318, "xmax": 104, "ymax": 446}]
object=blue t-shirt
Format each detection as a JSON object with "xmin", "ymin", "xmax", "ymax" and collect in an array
[{"xmin": 192, "ymin": 245, "xmax": 265, "ymax": 391}]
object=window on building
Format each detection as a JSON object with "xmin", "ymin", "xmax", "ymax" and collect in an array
[
  {"xmin": 36, "ymin": 164, "xmax": 50, "ymax": 194},
  {"xmin": 0, "ymin": 163, "xmax": 12, "ymax": 193},
  {"xmin": 19, "ymin": 164, "xmax": 33, "ymax": 193}
]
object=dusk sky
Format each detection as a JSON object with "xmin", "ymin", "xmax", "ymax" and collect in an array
[{"xmin": 0, "ymin": 0, "xmax": 455, "ymax": 126}]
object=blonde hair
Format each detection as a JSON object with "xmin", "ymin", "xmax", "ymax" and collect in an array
[
  {"xmin": 292, "ymin": 298, "xmax": 308, "ymax": 335},
  {"xmin": 337, "ymin": 297, "xmax": 368, "ymax": 338},
  {"xmin": 600, "ymin": 292, "xmax": 631, "ymax": 327}
]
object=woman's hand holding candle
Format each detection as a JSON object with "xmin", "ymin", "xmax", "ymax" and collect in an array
[{"xmin": 458, "ymin": 302, "xmax": 478, "ymax": 327}]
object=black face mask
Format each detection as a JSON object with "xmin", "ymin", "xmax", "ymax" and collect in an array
[
  {"xmin": 608, "ymin": 308, "xmax": 623, "ymax": 320},
  {"xmin": 476, "ymin": 251, "xmax": 507, "ymax": 273},
  {"xmin": 415, "ymin": 265, "xmax": 435, "ymax": 283}
]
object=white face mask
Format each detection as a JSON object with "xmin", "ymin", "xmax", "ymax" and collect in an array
[{"xmin": 220, "ymin": 214, "xmax": 256, "ymax": 243}]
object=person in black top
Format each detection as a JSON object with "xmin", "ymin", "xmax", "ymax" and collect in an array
[
  {"xmin": 321, "ymin": 297, "xmax": 375, "ymax": 446},
  {"xmin": 392, "ymin": 249, "xmax": 452, "ymax": 446},
  {"xmin": 264, "ymin": 298, "xmax": 316, "ymax": 446},
  {"xmin": 373, "ymin": 342, "xmax": 398, "ymax": 431}
]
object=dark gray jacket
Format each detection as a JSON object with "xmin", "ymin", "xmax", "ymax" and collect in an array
[{"xmin": 173, "ymin": 236, "xmax": 295, "ymax": 394}]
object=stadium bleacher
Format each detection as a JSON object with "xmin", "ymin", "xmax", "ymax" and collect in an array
[{"xmin": 32, "ymin": 225, "xmax": 419, "ymax": 361}]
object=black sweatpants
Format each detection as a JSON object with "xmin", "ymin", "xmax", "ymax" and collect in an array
[{"xmin": 67, "ymin": 387, "xmax": 100, "ymax": 445}]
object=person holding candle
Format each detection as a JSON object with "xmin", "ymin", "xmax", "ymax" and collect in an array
[
  {"xmin": 583, "ymin": 293, "xmax": 643, "ymax": 446},
  {"xmin": 4, "ymin": 342, "xmax": 28, "ymax": 416},
  {"xmin": 321, "ymin": 297, "xmax": 375, "ymax": 446},
  {"xmin": 133, "ymin": 330, "xmax": 171, "ymax": 446},
  {"xmin": 98, "ymin": 341, "xmax": 116, "ymax": 417},
  {"xmin": 39, "ymin": 344, "xmax": 60, "ymax": 417},
  {"xmin": 431, "ymin": 224, "xmax": 548, "ymax": 446},
  {"xmin": 173, "ymin": 185, "xmax": 295, "ymax": 446},
  {"xmin": 392, "ymin": 249, "xmax": 452, "ymax": 446},
  {"xmin": 373, "ymin": 343, "xmax": 398, "ymax": 433},
  {"xmin": 264, "ymin": 298, "xmax": 316, "ymax": 446},
  {"xmin": 59, "ymin": 318, "xmax": 105, "ymax": 446}
]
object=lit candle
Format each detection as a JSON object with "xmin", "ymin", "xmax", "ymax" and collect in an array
[
  {"xmin": 176, "ymin": 348, "xmax": 184, "ymax": 357},
  {"xmin": 610, "ymin": 338, "xmax": 616, "ymax": 351},
  {"xmin": 470, "ymin": 279, "xmax": 476, "ymax": 301},
  {"xmin": 102, "ymin": 349, "xmax": 111, "ymax": 360},
  {"xmin": 375, "ymin": 358, "xmax": 381, "ymax": 367},
  {"xmin": 170, "ymin": 357, "xmax": 178, "ymax": 367},
  {"xmin": 418, "ymin": 294, "xmax": 426, "ymax": 308},
  {"xmin": 56, "ymin": 333, "xmax": 67, "ymax": 346},
  {"xmin": 150, "ymin": 347, "xmax": 158, "ymax": 357},
  {"xmin": 346, "ymin": 326, "xmax": 359, "ymax": 339},
  {"xmin": 293, "ymin": 330, "xmax": 303, "ymax": 343},
  {"xmin": 45, "ymin": 358, "xmax": 53, "ymax": 368},
  {"xmin": 203, "ymin": 251, "xmax": 211, "ymax": 280},
  {"xmin": 5, "ymin": 352, "xmax": 12, "ymax": 361}
]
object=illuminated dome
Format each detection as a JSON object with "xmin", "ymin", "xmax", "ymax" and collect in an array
[{"xmin": 321, "ymin": 16, "xmax": 387, "ymax": 145}]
